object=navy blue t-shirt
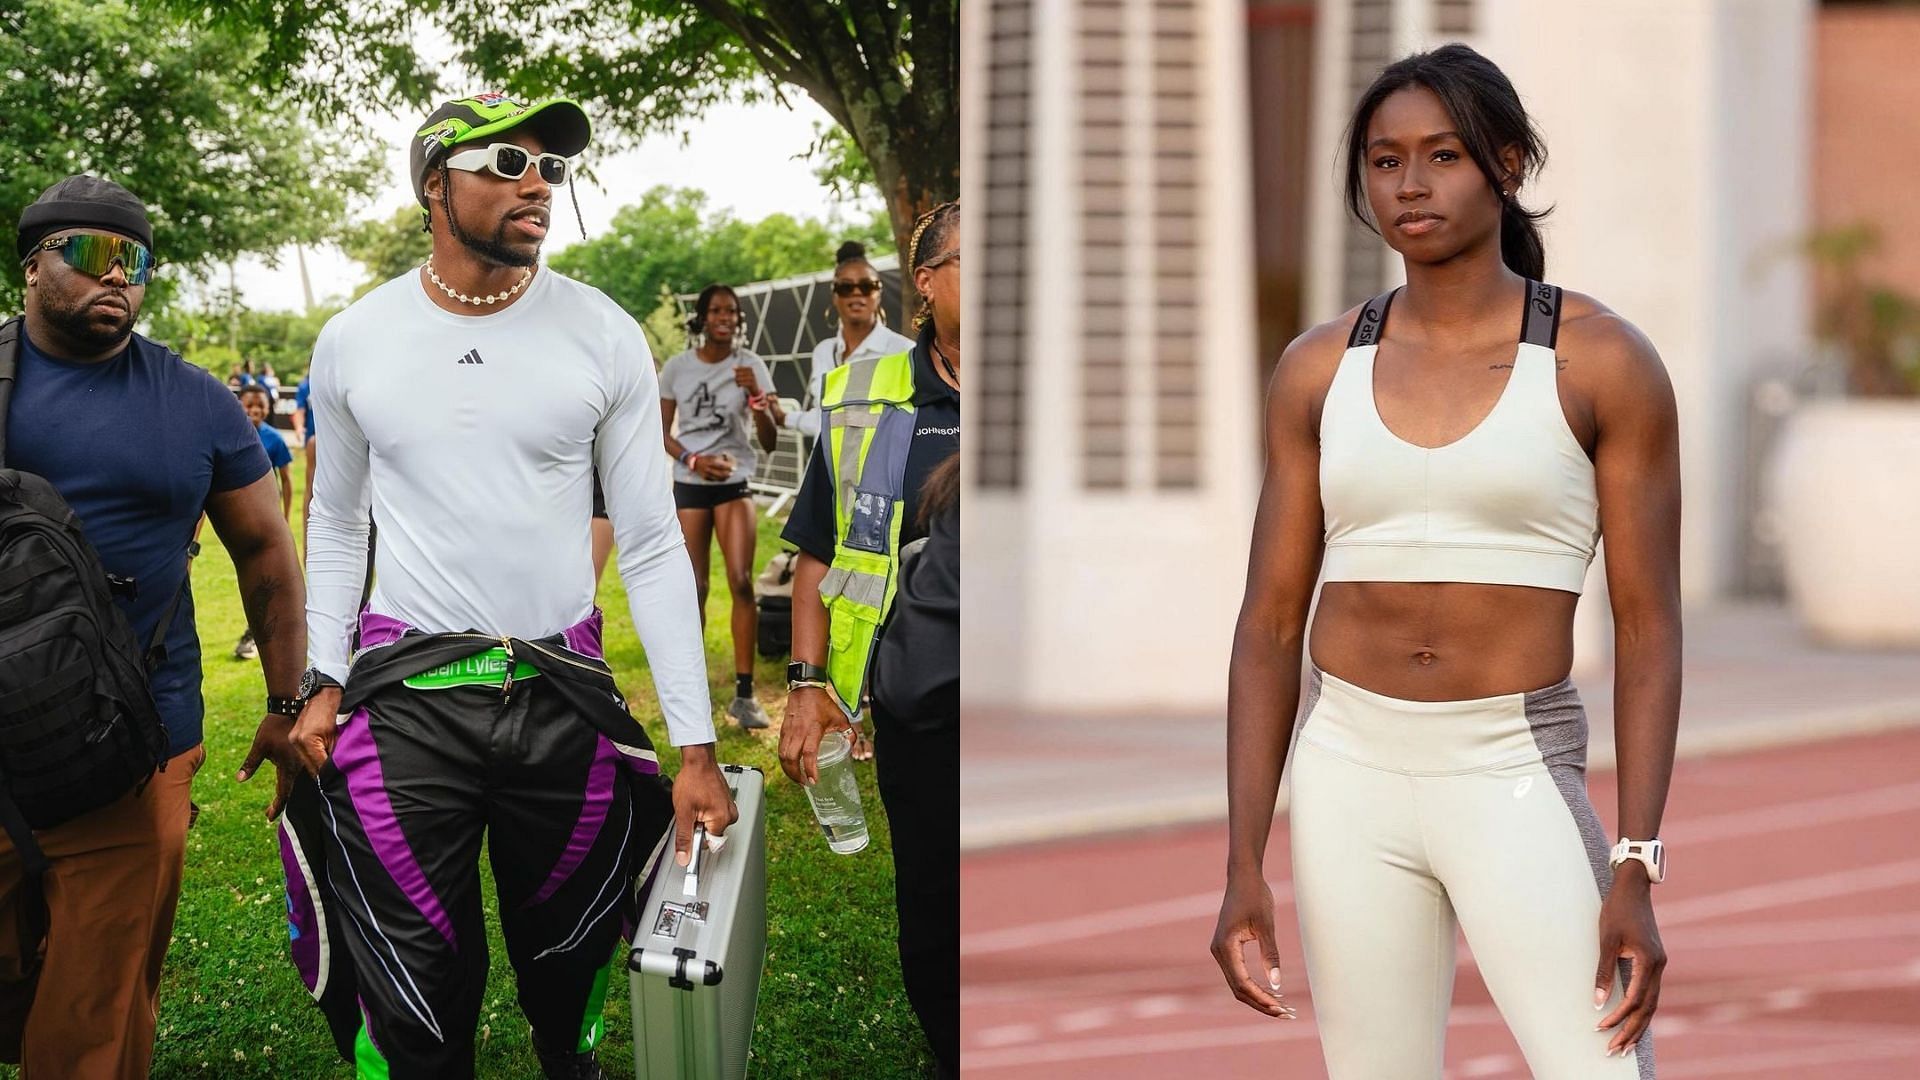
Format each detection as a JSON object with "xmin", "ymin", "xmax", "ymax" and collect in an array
[
  {"xmin": 256, "ymin": 423, "xmax": 293, "ymax": 469},
  {"xmin": 9, "ymin": 330, "xmax": 270, "ymax": 752},
  {"xmin": 294, "ymin": 377, "xmax": 315, "ymax": 439}
]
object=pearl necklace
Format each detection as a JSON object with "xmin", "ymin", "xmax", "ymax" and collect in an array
[{"xmin": 425, "ymin": 260, "xmax": 532, "ymax": 306}]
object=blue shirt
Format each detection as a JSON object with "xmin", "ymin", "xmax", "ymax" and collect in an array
[
  {"xmin": 256, "ymin": 422, "xmax": 293, "ymax": 469},
  {"xmin": 9, "ymin": 330, "xmax": 270, "ymax": 752},
  {"xmin": 294, "ymin": 377, "xmax": 315, "ymax": 439}
]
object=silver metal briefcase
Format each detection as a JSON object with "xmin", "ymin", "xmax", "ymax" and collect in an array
[{"xmin": 629, "ymin": 762, "xmax": 767, "ymax": 1079}]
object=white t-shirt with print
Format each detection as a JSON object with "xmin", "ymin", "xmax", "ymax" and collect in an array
[{"xmin": 658, "ymin": 348, "xmax": 775, "ymax": 485}]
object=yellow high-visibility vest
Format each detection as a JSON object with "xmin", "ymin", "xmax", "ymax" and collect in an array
[{"xmin": 817, "ymin": 350, "xmax": 918, "ymax": 718}]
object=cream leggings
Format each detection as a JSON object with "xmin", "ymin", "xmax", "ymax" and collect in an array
[{"xmin": 1288, "ymin": 667, "xmax": 1655, "ymax": 1079}]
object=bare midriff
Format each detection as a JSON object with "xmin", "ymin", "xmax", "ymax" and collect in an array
[{"xmin": 1309, "ymin": 580, "xmax": 1580, "ymax": 701}]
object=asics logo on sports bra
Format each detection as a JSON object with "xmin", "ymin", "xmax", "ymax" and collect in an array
[
  {"xmin": 456, "ymin": 349, "xmax": 485, "ymax": 365},
  {"xmin": 1513, "ymin": 776, "xmax": 1534, "ymax": 799},
  {"xmin": 1531, "ymin": 280, "xmax": 1555, "ymax": 317},
  {"xmin": 1354, "ymin": 306, "xmax": 1384, "ymax": 347}
]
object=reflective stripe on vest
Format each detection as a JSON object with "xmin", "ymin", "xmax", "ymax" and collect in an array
[{"xmin": 817, "ymin": 351, "xmax": 917, "ymax": 719}]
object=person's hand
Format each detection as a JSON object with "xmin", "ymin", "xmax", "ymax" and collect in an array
[
  {"xmin": 732, "ymin": 365, "xmax": 758, "ymax": 392},
  {"xmin": 235, "ymin": 713, "xmax": 301, "ymax": 820},
  {"xmin": 1594, "ymin": 869, "xmax": 1665, "ymax": 1057},
  {"xmin": 672, "ymin": 744, "xmax": 738, "ymax": 867},
  {"xmin": 288, "ymin": 687, "xmax": 344, "ymax": 779},
  {"xmin": 1210, "ymin": 870, "xmax": 1297, "ymax": 1019},
  {"xmin": 693, "ymin": 453, "xmax": 733, "ymax": 481},
  {"xmin": 778, "ymin": 685, "xmax": 853, "ymax": 786}
]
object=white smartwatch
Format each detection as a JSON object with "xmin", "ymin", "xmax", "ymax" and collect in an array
[{"xmin": 1609, "ymin": 837, "xmax": 1666, "ymax": 884}]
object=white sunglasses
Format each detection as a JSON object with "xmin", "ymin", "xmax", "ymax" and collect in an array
[{"xmin": 444, "ymin": 142, "xmax": 570, "ymax": 185}]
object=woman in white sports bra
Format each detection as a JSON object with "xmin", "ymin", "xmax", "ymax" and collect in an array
[{"xmin": 1211, "ymin": 45, "xmax": 1680, "ymax": 1079}]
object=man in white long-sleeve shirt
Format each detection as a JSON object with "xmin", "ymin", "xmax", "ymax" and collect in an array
[{"xmin": 277, "ymin": 93, "xmax": 735, "ymax": 1080}]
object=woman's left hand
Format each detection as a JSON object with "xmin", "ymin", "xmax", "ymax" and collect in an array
[{"xmin": 1593, "ymin": 872, "xmax": 1665, "ymax": 1057}]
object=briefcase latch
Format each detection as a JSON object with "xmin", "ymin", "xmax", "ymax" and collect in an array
[{"xmin": 651, "ymin": 899, "xmax": 709, "ymax": 939}]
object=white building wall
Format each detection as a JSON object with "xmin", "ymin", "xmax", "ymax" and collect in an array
[{"xmin": 965, "ymin": 0, "xmax": 1260, "ymax": 713}]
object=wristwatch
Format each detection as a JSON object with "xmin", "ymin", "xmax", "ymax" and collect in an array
[
  {"xmin": 297, "ymin": 667, "xmax": 343, "ymax": 705},
  {"xmin": 1608, "ymin": 837, "xmax": 1666, "ymax": 884},
  {"xmin": 787, "ymin": 661, "xmax": 830, "ymax": 692}
]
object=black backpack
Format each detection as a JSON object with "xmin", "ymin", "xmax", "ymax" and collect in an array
[{"xmin": 0, "ymin": 317, "xmax": 175, "ymax": 958}]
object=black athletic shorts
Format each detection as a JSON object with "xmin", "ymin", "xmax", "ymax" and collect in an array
[{"xmin": 673, "ymin": 480, "xmax": 751, "ymax": 511}]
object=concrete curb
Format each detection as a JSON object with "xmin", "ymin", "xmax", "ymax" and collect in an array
[{"xmin": 959, "ymin": 698, "xmax": 1920, "ymax": 853}]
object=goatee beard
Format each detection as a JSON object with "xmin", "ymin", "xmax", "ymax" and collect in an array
[
  {"xmin": 449, "ymin": 204, "xmax": 540, "ymax": 269},
  {"xmin": 49, "ymin": 297, "xmax": 135, "ymax": 352}
]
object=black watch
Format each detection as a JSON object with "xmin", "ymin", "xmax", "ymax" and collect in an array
[
  {"xmin": 787, "ymin": 661, "xmax": 830, "ymax": 688},
  {"xmin": 297, "ymin": 667, "xmax": 342, "ymax": 704}
]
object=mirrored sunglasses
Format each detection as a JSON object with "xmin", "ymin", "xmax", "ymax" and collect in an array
[
  {"xmin": 831, "ymin": 279, "xmax": 882, "ymax": 297},
  {"xmin": 28, "ymin": 233, "xmax": 155, "ymax": 284},
  {"xmin": 445, "ymin": 142, "xmax": 570, "ymax": 186}
]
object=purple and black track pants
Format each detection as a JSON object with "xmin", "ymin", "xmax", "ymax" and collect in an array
[{"xmin": 277, "ymin": 610, "xmax": 674, "ymax": 1078}]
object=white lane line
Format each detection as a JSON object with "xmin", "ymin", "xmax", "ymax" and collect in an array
[
  {"xmin": 1055, "ymin": 1007, "xmax": 1115, "ymax": 1034},
  {"xmin": 1657, "ymin": 857, "xmax": 1920, "ymax": 926},
  {"xmin": 1658, "ymin": 911, "xmax": 1920, "ymax": 950},
  {"xmin": 972, "ymin": 1022, "xmax": 1041, "ymax": 1049},
  {"xmin": 1130, "ymin": 994, "xmax": 1185, "ymax": 1020},
  {"xmin": 962, "ymin": 1006, "xmax": 1507, "ymax": 1072},
  {"xmin": 961, "ymin": 882, "xmax": 1293, "ymax": 956},
  {"xmin": 1660, "ymin": 1040, "xmax": 1920, "ymax": 1077},
  {"xmin": 1666, "ymin": 779, "xmax": 1920, "ymax": 844}
]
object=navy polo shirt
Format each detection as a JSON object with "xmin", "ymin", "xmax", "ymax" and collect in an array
[{"xmin": 8, "ymin": 329, "xmax": 270, "ymax": 753}]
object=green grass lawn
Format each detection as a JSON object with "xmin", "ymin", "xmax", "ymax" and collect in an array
[{"xmin": 1, "ymin": 453, "xmax": 932, "ymax": 1078}]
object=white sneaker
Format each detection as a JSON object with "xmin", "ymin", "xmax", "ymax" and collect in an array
[
  {"xmin": 233, "ymin": 631, "xmax": 257, "ymax": 661},
  {"xmin": 727, "ymin": 696, "xmax": 771, "ymax": 730}
]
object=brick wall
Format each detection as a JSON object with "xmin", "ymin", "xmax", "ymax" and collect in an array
[{"xmin": 1815, "ymin": 6, "xmax": 1920, "ymax": 294}]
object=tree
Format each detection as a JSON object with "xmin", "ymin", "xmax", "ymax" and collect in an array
[
  {"xmin": 548, "ymin": 185, "xmax": 890, "ymax": 320},
  {"xmin": 0, "ymin": 0, "xmax": 382, "ymax": 317},
  {"xmin": 145, "ymin": 302, "xmax": 341, "ymax": 379},
  {"xmin": 150, "ymin": 0, "xmax": 956, "ymax": 268},
  {"xmin": 803, "ymin": 120, "xmax": 881, "ymax": 206},
  {"xmin": 338, "ymin": 207, "xmax": 435, "ymax": 297}
]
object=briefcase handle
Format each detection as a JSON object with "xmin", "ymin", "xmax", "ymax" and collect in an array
[{"xmin": 682, "ymin": 825, "xmax": 708, "ymax": 898}]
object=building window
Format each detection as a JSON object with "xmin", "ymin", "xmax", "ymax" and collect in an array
[{"xmin": 981, "ymin": 0, "xmax": 1033, "ymax": 490}]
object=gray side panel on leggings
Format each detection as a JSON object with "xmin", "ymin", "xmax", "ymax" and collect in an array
[
  {"xmin": 1285, "ymin": 667, "xmax": 1325, "ymax": 782},
  {"xmin": 1524, "ymin": 679, "xmax": 1657, "ymax": 1080}
]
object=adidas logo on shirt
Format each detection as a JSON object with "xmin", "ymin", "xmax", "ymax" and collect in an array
[{"xmin": 456, "ymin": 349, "xmax": 484, "ymax": 365}]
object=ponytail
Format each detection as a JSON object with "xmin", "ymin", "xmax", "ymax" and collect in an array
[{"xmin": 1498, "ymin": 195, "xmax": 1546, "ymax": 280}]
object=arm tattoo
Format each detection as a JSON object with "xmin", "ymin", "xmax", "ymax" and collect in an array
[{"xmin": 245, "ymin": 576, "xmax": 283, "ymax": 646}]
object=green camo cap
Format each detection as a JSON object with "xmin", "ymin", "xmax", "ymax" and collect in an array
[{"xmin": 409, "ymin": 92, "xmax": 591, "ymax": 208}]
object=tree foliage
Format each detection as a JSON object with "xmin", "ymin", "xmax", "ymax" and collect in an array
[
  {"xmin": 148, "ymin": 0, "xmax": 956, "ymax": 261},
  {"xmin": 803, "ymin": 121, "xmax": 881, "ymax": 206},
  {"xmin": 145, "ymin": 302, "xmax": 342, "ymax": 380},
  {"xmin": 547, "ymin": 186, "xmax": 891, "ymax": 356},
  {"xmin": 0, "ymin": 0, "xmax": 381, "ymax": 316},
  {"xmin": 338, "ymin": 207, "xmax": 435, "ymax": 298}
]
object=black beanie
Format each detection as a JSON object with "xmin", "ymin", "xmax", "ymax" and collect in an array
[{"xmin": 16, "ymin": 175, "xmax": 154, "ymax": 263}]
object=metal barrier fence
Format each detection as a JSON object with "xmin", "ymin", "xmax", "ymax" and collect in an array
[{"xmin": 675, "ymin": 254, "xmax": 906, "ymax": 516}]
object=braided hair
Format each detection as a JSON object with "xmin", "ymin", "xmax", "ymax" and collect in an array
[{"xmin": 908, "ymin": 201, "xmax": 960, "ymax": 329}]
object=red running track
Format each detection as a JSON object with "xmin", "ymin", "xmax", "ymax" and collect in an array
[{"xmin": 960, "ymin": 727, "xmax": 1920, "ymax": 1078}]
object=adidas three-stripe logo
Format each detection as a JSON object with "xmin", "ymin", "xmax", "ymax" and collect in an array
[{"xmin": 456, "ymin": 349, "xmax": 484, "ymax": 365}]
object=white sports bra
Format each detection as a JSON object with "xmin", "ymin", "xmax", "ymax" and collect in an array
[{"xmin": 1318, "ymin": 282, "xmax": 1600, "ymax": 594}]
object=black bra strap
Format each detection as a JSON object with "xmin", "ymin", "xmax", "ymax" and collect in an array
[
  {"xmin": 1521, "ymin": 280, "xmax": 1563, "ymax": 349},
  {"xmin": 1346, "ymin": 288, "xmax": 1398, "ymax": 348}
]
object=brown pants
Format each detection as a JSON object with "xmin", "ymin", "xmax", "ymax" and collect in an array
[{"xmin": 0, "ymin": 744, "xmax": 204, "ymax": 1079}]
